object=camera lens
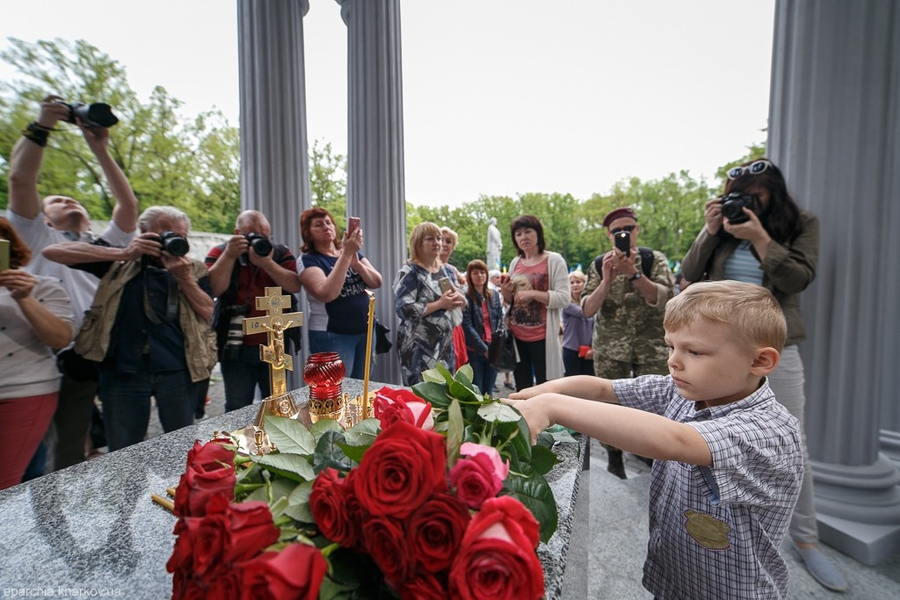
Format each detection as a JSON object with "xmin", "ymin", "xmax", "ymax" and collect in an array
[
  {"xmin": 246, "ymin": 233, "xmax": 272, "ymax": 256},
  {"xmin": 159, "ymin": 231, "xmax": 190, "ymax": 257}
]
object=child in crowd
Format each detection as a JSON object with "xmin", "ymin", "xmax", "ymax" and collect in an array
[{"xmin": 505, "ymin": 280, "xmax": 803, "ymax": 599}]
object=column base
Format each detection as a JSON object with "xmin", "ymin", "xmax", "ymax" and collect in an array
[
  {"xmin": 812, "ymin": 452, "xmax": 900, "ymax": 565},
  {"xmin": 817, "ymin": 513, "xmax": 900, "ymax": 566}
]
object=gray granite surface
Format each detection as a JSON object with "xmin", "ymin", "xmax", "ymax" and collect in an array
[{"xmin": 0, "ymin": 379, "xmax": 583, "ymax": 599}]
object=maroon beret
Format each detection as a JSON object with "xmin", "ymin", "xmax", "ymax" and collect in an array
[{"xmin": 602, "ymin": 207, "xmax": 637, "ymax": 228}]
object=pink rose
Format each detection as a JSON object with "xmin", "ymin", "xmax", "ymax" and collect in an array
[
  {"xmin": 449, "ymin": 443, "xmax": 509, "ymax": 509},
  {"xmin": 373, "ymin": 386, "xmax": 434, "ymax": 430},
  {"xmin": 448, "ymin": 496, "xmax": 544, "ymax": 600}
]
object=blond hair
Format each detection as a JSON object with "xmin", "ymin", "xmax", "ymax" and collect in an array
[
  {"xmin": 409, "ymin": 222, "xmax": 442, "ymax": 266},
  {"xmin": 664, "ymin": 281, "xmax": 786, "ymax": 352}
]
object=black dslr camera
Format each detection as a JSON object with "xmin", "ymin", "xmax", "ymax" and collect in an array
[
  {"xmin": 246, "ymin": 233, "xmax": 273, "ymax": 256},
  {"xmin": 239, "ymin": 233, "xmax": 273, "ymax": 265},
  {"xmin": 719, "ymin": 193, "xmax": 756, "ymax": 224},
  {"xmin": 158, "ymin": 231, "xmax": 190, "ymax": 257},
  {"xmin": 62, "ymin": 101, "xmax": 120, "ymax": 129}
]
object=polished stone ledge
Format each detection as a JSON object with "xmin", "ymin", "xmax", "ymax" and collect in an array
[{"xmin": 0, "ymin": 379, "xmax": 584, "ymax": 598}]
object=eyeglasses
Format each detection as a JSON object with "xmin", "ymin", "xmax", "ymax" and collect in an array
[
  {"xmin": 727, "ymin": 159, "xmax": 772, "ymax": 180},
  {"xmin": 609, "ymin": 225, "xmax": 636, "ymax": 234}
]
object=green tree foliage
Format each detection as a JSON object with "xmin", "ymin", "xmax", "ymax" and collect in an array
[
  {"xmin": 0, "ymin": 38, "xmax": 240, "ymax": 232},
  {"xmin": 309, "ymin": 138, "xmax": 347, "ymax": 227}
]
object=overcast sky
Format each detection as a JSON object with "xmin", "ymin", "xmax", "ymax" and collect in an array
[{"xmin": 1, "ymin": 0, "xmax": 776, "ymax": 208}]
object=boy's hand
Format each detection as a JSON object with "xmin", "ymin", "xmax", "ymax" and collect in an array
[{"xmin": 502, "ymin": 396, "xmax": 552, "ymax": 444}]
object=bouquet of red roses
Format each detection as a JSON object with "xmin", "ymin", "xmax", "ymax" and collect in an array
[{"xmin": 167, "ymin": 364, "xmax": 573, "ymax": 599}]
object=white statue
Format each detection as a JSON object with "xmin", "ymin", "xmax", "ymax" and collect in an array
[{"xmin": 486, "ymin": 217, "xmax": 502, "ymax": 271}]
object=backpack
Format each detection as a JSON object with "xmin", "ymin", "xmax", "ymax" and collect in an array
[{"xmin": 593, "ymin": 246, "xmax": 654, "ymax": 280}]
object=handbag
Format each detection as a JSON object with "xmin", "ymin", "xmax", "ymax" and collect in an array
[
  {"xmin": 374, "ymin": 320, "xmax": 393, "ymax": 354},
  {"xmin": 489, "ymin": 322, "xmax": 516, "ymax": 372}
]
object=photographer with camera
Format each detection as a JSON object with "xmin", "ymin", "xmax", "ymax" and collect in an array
[
  {"xmin": 681, "ymin": 158, "xmax": 846, "ymax": 592},
  {"xmin": 205, "ymin": 210, "xmax": 301, "ymax": 412},
  {"xmin": 7, "ymin": 94, "xmax": 139, "ymax": 471},
  {"xmin": 580, "ymin": 207, "xmax": 675, "ymax": 479},
  {"xmin": 42, "ymin": 206, "xmax": 217, "ymax": 452}
]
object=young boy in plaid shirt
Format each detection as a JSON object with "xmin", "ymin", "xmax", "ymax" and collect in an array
[{"xmin": 505, "ymin": 280, "xmax": 802, "ymax": 599}]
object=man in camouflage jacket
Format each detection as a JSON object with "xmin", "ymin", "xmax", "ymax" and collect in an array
[{"xmin": 581, "ymin": 207, "xmax": 675, "ymax": 478}]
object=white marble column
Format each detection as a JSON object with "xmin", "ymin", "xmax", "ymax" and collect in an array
[
  {"xmin": 337, "ymin": 0, "xmax": 407, "ymax": 385},
  {"xmin": 237, "ymin": 0, "xmax": 312, "ymax": 389},
  {"xmin": 768, "ymin": 0, "xmax": 900, "ymax": 564}
]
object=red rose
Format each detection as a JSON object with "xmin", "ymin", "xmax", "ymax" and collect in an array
[
  {"xmin": 398, "ymin": 571, "xmax": 449, "ymax": 600},
  {"xmin": 239, "ymin": 543, "xmax": 327, "ymax": 600},
  {"xmin": 217, "ymin": 497, "xmax": 281, "ymax": 564},
  {"xmin": 450, "ymin": 454, "xmax": 505, "ymax": 510},
  {"xmin": 169, "ymin": 495, "xmax": 280, "ymax": 582},
  {"xmin": 355, "ymin": 421, "xmax": 447, "ymax": 519},
  {"xmin": 173, "ymin": 440, "xmax": 236, "ymax": 518},
  {"xmin": 374, "ymin": 386, "xmax": 434, "ymax": 430},
  {"xmin": 310, "ymin": 467, "xmax": 359, "ymax": 547},
  {"xmin": 362, "ymin": 515, "xmax": 414, "ymax": 585},
  {"xmin": 407, "ymin": 494, "xmax": 471, "ymax": 573},
  {"xmin": 448, "ymin": 496, "xmax": 544, "ymax": 600}
]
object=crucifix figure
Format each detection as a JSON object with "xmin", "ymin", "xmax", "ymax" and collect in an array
[{"xmin": 242, "ymin": 287, "xmax": 303, "ymax": 397}]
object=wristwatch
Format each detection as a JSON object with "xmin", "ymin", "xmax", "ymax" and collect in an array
[{"xmin": 628, "ymin": 272, "xmax": 642, "ymax": 281}]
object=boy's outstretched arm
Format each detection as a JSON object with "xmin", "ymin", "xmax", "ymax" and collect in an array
[
  {"xmin": 507, "ymin": 375, "xmax": 616, "ymax": 402},
  {"xmin": 503, "ymin": 393, "xmax": 713, "ymax": 467}
]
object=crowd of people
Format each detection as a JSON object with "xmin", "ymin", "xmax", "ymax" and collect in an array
[{"xmin": 1, "ymin": 95, "xmax": 847, "ymax": 596}]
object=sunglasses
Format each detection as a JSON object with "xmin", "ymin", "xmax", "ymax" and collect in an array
[
  {"xmin": 609, "ymin": 225, "xmax": 636, "ymax": 235},
  {"xmin": 727, "ymin": 159, "xmax": 772, "ymax": 180}
]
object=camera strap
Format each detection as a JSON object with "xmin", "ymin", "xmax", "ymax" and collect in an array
[{"xmin": 142, "ymin": 268, "xmax": 178, "ymax": 324}]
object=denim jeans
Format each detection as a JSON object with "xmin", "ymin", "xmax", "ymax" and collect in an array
[
  {"xmin": 221, "ymin": 345, "xmax": 272, "ymax": 412},
  {"xmin": 468, "ymin": 352, "xmax": 498, "ymax": 396},
  {"xmin": 99, "ymin": 359, "xmax": 199, "ymax": 452},
  {"xmin": 308, "ymin": 330, "xmax": 369, "ymax": 379}
]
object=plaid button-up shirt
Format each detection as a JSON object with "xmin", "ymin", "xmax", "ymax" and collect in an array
[{"xmin": 613, "ymin": 375, "xmax": 802, "ymax": 599}]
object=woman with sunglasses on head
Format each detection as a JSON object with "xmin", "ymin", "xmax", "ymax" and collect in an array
[
  {"xmin": 499, "ymin": 215, "xmax": 570, "ymax": 391},
  {"xmin": 681, "ymin": 158, "xmax": 847, "ymax": 593}
]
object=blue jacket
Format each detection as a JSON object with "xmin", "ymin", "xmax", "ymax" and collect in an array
[{"xmin": 461, "ymin": 289, "xmax": 503, "ymax": 355}]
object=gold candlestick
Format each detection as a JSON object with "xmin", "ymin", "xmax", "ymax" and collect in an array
[{"xmin": 362, "ymin": 290, "xmax": 375, "ymax": 419}]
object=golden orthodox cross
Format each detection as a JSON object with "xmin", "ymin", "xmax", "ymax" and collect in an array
[{"xmin": 242, "ymin": 287, "xmax": 303, "ymax": 397}]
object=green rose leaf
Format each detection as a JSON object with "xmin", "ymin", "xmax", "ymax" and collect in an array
[
  {"xmin": 449, "ymin": 379, "xmax": 479, "ymax": 402},
  {"xmin": 446, "ymin": 398, "xmax": 464, "ymax": 465},
  {"xmin": 503, "ymin": 473, "xmax": 558, "ymax": 544},
  {"xmin": 342, "ymin": 418, "xmax": 380, "ymax": 448},
  {"xmin": 455, "ymin": 363, "xmax": 474, "ymax": 383},
  {"xmin": 264, "ymin": 415, "xmax": 316, "ymax": 455},
  {"xmin": 529, "ymin": 443, "xmax": 560, "ymax": 476},
  {"xmin": 412, "ymin": 381, "xmax": 452, "ymax": 409},
  {"xmin": 477, "ymin": 401, "xmax": 521, "ymax": 423},
  {"xmin": 313, "ymin": 430, "xmax": 353, "ymax": 474},
  {"xmin": 256, "ymin": 453, "xmax": 315, "ymax": 482},
  {"xmin": 310, "ymin": 418, "xmax": 346, "ymax": 440},
  {"xmin": 281, "ymin": 480, "xmax": 314, "ymax": 523}
]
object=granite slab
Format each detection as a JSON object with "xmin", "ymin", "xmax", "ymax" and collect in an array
[{"xmin": 0, "ymin": 379, "xmax": 584, "ymax": 598}]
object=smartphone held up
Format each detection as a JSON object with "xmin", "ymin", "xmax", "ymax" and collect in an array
[
  {"xmin": 614, "ymin": 230, "xmax": 631, "ymax": 257},
  {"xmin": 348, "ymin": 216, "xmax": 360, "ymax": 234}
]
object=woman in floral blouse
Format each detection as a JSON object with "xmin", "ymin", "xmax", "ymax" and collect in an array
[{"xmin": 393, "ymin": 222, "xmax": 465, "ymax": 386}]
